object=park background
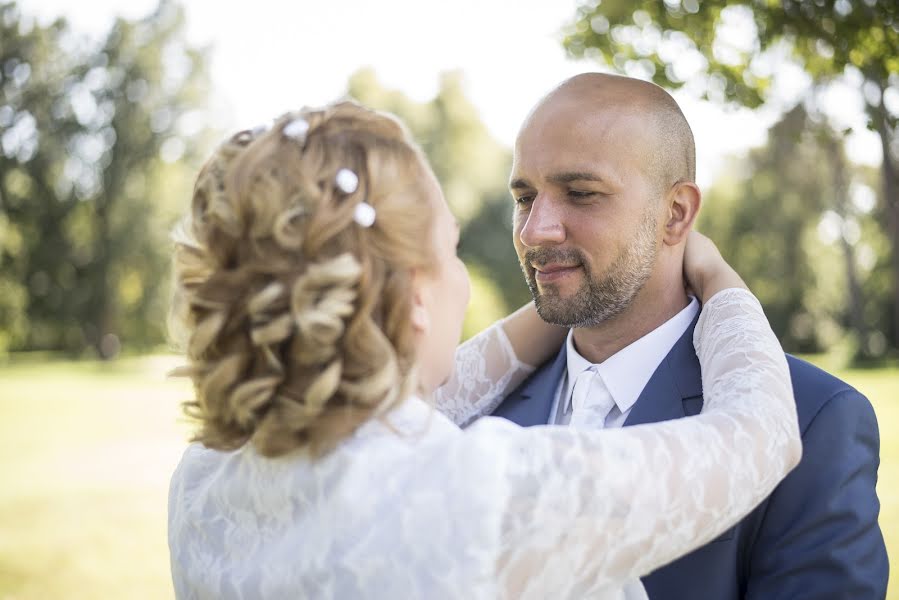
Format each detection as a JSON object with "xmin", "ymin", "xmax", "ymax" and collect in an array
[{"xmin": 1, "ymin": 0, "xmax": 897, "ymax": 597}]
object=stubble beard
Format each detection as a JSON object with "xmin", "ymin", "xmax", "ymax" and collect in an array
[{"xmin": 521, "ymin": 210, "xmax": 660, "ymax": 328}]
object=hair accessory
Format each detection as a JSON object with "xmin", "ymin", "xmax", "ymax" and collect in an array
[
  {"xmin": 335, "ymin": 168, "xmax": 359, "ymax": 194},
  {"xmin": 233, "ymin": 130, "xmax": 254, "ymax": 145},
  {"xmin": 282, "ymin": 118, "xmax": 310, "ymax": 142},
  {"xmin": 353, "ymin": 202, "xmax": 376, "ymax": 228}
]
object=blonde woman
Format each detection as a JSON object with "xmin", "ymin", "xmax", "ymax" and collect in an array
[{"xmin": 167, "ymin": 101, "xmax": 800, "ymax": 600}]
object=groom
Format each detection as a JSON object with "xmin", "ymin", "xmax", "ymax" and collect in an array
[{"xmin": 493, "ymin": 73, "xmax": 888, "ymax": 598}]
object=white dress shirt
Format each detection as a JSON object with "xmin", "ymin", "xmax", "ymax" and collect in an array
[{"xmin": 552, "ymin": 297, "xmax": 699, "ymax": 427}]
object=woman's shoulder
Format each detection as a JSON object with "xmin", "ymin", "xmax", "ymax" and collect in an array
[
  {"xmin": 169, "ymin": 397, "xmax": 464, "ymax": 489},
  {"xmin": 169, "ymin": 396, "xmax": 530, "ymax": 527}
]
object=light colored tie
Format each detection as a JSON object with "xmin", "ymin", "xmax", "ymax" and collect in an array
[{"xmin": 568, "ymin": 367, "xmax": 617, "ymax": 429}]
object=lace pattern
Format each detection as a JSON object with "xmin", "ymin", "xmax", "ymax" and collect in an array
[
  {"xmin": 432, "ymin": 321, "xmax": 534, "ymax": 427},
  {"xmin": 168, "ymin": 289, "xmax": 799, "ymax": 600}
]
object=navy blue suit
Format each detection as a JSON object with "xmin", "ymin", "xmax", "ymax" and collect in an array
[{"xmin": 492, "ymin": 315, "xmax": 888, "ymax": 599}]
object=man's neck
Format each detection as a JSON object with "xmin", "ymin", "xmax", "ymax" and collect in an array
[{"xmin": 572, "ymin": 282, "xmax": 689, "ymax": 365}]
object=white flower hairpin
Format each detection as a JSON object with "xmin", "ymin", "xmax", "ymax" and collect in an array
[
  {"xmin": 334, "ymin": 168, "xmax": 375, "ymax": 228},
  {"xmin": 282, "ymin": 117, "xmax": 310, "ymax": 143},
  {"xmin": 234, "ymin": 130, "xmax": 254, "ymax": 144},
  {"xmin": 335, "ymin": 168, "xmax": 359, "ymax": 194},
  {"xmin": 353, "ymin": 202, "xmax": 376, "ymax": 228}
]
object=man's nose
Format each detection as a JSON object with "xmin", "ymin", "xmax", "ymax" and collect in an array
[{"xmin": 518, "ymin": 195, "xmax": 566, "ymax": 248}]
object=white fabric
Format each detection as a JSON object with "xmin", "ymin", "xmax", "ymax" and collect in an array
[
  {"xmin": 554, "ymin": 296, "xmax": 699, "ymax": 426},
  {"xmin": 168, "ymin": 289, "xmax": 798, "ymax": 600},
  {"xmin": 568, "ymin": 366, "xmax": 617, "ymax": 429},
  {"xmin": 429, "ymin": 316, "xmax": 534, "ymax": 428}
]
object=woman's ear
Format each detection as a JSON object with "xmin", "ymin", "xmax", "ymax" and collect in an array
[
  {"xmin": 663, "ymin": 181, "xmax": 702, "ymax": 246},
  {"xmin": 410, "ymin": 271, "xmax": 431, "ymax": 335}
]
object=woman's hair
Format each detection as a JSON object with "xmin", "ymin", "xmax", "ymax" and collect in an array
[{"xmin": 170, "ymin": 101, "xmax": 436, "ymax": 457}]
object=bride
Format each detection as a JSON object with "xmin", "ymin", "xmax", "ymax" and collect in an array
[{"xmin": 167, "ymin": 101, "xmax": 800, "ymax": 599}]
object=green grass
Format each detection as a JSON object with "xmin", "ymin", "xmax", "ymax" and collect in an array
[
  {"xmin": 0, "ymin": 355, "xmax": 192, "ymax": 600},
  {"xmin": 0, "ymin": 355, "xmax": 896, "ymax": 599}
]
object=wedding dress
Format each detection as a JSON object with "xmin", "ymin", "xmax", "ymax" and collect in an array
[{"xmin": 168, "ymin": 288, "xmax": 798, "ymax": 599}]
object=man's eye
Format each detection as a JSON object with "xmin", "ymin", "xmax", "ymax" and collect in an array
[
  {"xmin": 515, "ymin": 195, "xmax": 535, "ymax": 205},
  {"xmin": 568, "ymin": 190, "xmax": 595, "ymax": 199}
]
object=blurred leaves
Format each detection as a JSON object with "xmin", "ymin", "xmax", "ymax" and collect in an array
[
  {"xmin": 565, "ymin": 0, "xmax": 899, "ymax": 359},
  {"xmin": 700, "ymin": 104, "xmax": 892, "ymax": 360},
  {"xmin": 563, "ymin": 0, "xmax": 898, "ymax": 107},
  {"xmin": 0, "ymin": 1, "xmax": 212, "ymax": 356},
  {"xmin": 348, "ymin": 69, "xmax": 530, "ymax": 337}
]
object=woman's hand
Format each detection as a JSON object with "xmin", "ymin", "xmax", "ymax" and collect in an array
[{"xmin": 684, "ymin": 231, "xmax": 748, "ymax": 303}]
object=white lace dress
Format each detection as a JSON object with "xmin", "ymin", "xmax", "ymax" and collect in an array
[{"xmin": 168, "ymin": 288, "xmax": 799, "ymax": 599}]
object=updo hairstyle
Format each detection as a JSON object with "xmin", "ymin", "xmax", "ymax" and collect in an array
[{"xmin": 170, "ymin": 101, "xmax": 436, "ymax": 457}]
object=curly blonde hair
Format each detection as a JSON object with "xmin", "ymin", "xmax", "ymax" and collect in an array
[{"xmin": 170, "ymin": 101, "xmax": 436, "ymax": 457}]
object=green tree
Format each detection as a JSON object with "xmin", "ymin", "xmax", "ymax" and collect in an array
[
  {"xmin": 347, "ymin": 69, "xmax": 530, "ymax": 336},
  {"xmin": 699, "ymin": 106, "xmax": 822, "ymax": 351},
  {"xmin": 700, "ymin": 104, "xmax": 888, "ymax": 358},
  {"xmin": 563, "ymin": 0, "xmax": 899, "ymax": 349},
  {"xmin": 0, "ymin": 0, "xmax": 211, "ymax": 356}
]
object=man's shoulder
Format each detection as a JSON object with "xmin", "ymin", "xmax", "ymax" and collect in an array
[
  {"xmin": 493, "ymin": 344, "xmax": 567, "ymax": 423},
  {"xmin": 784, "ymin": 354, "xmax": 873, "ymax": 433},
  {"xmin": 509, "ymin": 344, "xmax": 567, "ymax": 394}
]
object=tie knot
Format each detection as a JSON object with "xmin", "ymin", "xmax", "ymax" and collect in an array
[
  {"xmin": 569, "ymin": 367, "xmax": 616, "ymax": 428},
  {"xmin": 571, "ymin": 367, "xmax": 598, "ymax": 412}
]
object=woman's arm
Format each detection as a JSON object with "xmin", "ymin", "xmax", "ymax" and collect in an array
[
  {"xmin": 463, "ymin": 287, "xmax": 801, "ymax": 595},
  {"xmin": 433, "ymin": 304, "xmax": 566, "ymax": 427},
  {"xmin": 500, "ymin": 302, "xmax": 567, "ymax": 369}
]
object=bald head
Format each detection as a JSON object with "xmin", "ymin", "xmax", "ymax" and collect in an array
[
  {"xmin": 511, "ymin": 73, "xmax": 701, "ymax": 344},
  {"xmin": 525, "ymin": 73, "xmax": 695, "ymax": 195}
]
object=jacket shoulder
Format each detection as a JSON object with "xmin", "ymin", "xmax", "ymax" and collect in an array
[{"xmin": 785, "ymin": 355, "xmax": 871, "ymax": 432}]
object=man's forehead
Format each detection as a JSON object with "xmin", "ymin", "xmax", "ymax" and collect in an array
[
  {"xmin": 525, "ymin": 95, "xmax": 649, "ymax": 135},
  {"xmin": 514, "ymin": 107, "xmax": 651, "ymax": 167},
  {"xmin": 510, "ymin": 169, "xmax": 621, "ymax": 190}
]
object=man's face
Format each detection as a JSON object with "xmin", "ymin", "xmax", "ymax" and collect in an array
[{"xmin": 510, "ymin": 99, "xmax": 664, "ymax": 328}]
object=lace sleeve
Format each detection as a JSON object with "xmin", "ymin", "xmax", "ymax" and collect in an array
[
  {"xmin": 457, "ymin": 288, "xmax": 801, "ymax": 597},
  {"xmin": 433, "ymin": 322, "xmax": 535, "ymax": 427}
]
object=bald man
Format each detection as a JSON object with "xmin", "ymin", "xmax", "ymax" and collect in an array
[{"xmin": 492, "ymin": 74, "xmax": 888, "ymax": 599}]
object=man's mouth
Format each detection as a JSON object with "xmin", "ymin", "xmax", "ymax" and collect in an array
[{"xmin": 532, "ymin": 263, "xmax": 582, "ymax": 284}]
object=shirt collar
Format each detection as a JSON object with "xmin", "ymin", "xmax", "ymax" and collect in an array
[{"xmin": 564, "ymin": 296, "xmax": 699, "ymax": 416}]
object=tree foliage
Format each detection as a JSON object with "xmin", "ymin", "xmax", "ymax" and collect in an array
[
  {"xmin": 0, "ymin": 1, "xmax": 211, "ymax": 356},
  {"xmin": 564, "ymin": 0, "xmax": 897, "ymax": 107},
  {"xmin": 565, "ymin": 0, "xmax": 899, "ymax": 354},
  {"xmin": 700, "ymin": 105, "xmax": 889, "ymax": 357},
  {"xmin": 347, "ymin": 69, "xmax": 530, "ymax": 336}
]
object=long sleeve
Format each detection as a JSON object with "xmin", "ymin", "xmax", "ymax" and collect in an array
[
  {"xmin": 454, "ymin": 288, "xmax": 802, "ymax": 598},
  {"xmin": 167, "ymin": 289, "xmax": 803, "ymax": 600},
  {"xmin": 434, "ymin": 322, "xmax": 535, "ymax": 428}
]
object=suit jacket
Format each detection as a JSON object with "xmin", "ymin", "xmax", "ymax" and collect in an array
[{"xmin": 492, "ymin": 315, "xmax": 889, "ymax": 599}]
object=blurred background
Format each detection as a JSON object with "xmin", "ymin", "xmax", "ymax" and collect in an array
[{"xmin": 0, "ymin": 0, "xmax": 896, "ymax": 597}]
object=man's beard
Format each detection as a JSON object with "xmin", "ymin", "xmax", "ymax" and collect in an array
[{"xmin": 520, "ymin": 209, "xmax": 659, "ymax": 328}]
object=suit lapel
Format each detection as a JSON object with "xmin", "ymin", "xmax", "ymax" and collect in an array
[
  {"xmin": 624, "ymin": 313, "xmax": 704, "ymax": 427},
  {"xmin": 494, "ymin": 312, "xmax": 704, "ymax": 428},
  {"xmin": 492, "ymin": 343, "xmax": 567, "ymax": 427}
]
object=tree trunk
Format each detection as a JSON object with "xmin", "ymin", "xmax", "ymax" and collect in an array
[
  {"xmin": 87, "ymin": 198, "xmax": 113, "ymax": 358},
  {"xmin": 826, "ymin": 137, "xmax": 868, "ymax": 356},
  {"xmin": 869, "ymin": 94, "xmax": 899, "ymax": 349}
]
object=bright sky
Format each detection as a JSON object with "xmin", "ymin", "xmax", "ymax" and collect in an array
[{"xmin": 27, "ymin": 0, "xmax": 881, "ymax": 188}]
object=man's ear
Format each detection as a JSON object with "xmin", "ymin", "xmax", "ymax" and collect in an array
[
  {"xmin": 663, "ymin": 181, "xmax": 701, "ymax": 246},
  {"xmin": 410, "ymin": 272, "xmax": 430, "ymax": 335}
]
